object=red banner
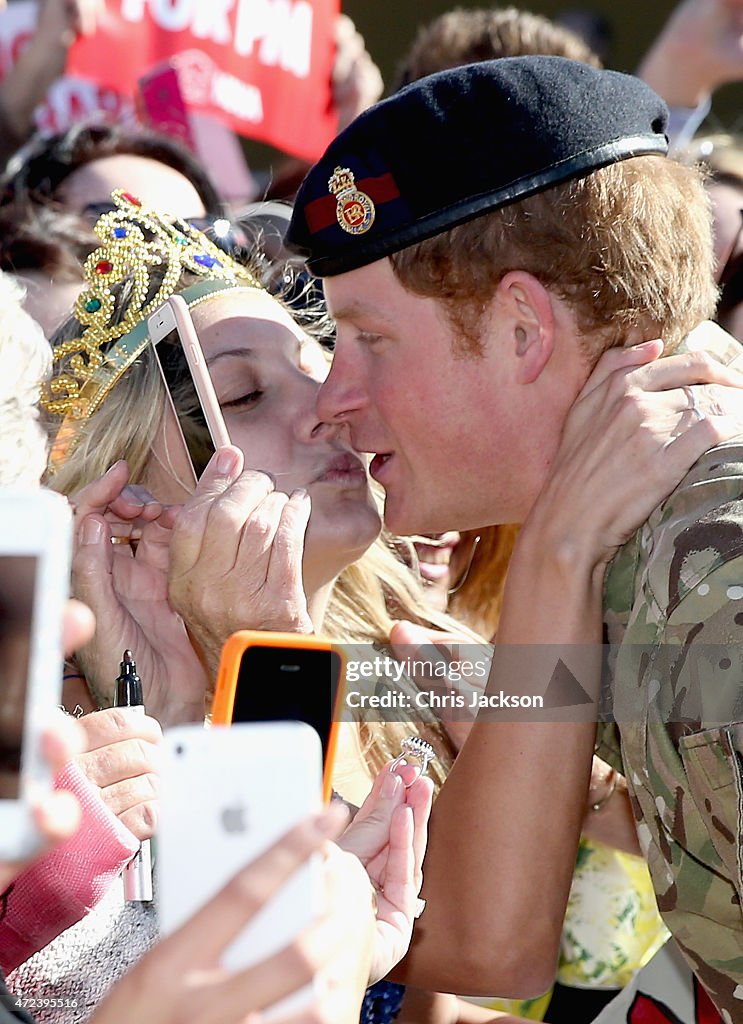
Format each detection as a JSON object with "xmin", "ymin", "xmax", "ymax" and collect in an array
[{"xmin": 67, "ymin": 0, "xmax": 339, "ymax": 161}]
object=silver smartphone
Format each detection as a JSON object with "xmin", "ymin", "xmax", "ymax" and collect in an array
[{"xmin": 147, "ymin": 294, "xmax": 231, "ymax": 481}]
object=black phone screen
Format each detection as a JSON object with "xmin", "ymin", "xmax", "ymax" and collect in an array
[
  {"xmin": 231, "ymin": 646, "xmax": 342, "ymax": 761},
  {"xmin": 153, "ymin": 332, "xmax": 216, "ymax": 478},
  {"xmin": 0, "ymin": 556, "xmax": 37, "ymax": 799}
]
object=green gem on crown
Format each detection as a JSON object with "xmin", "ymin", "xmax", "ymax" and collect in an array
[{"xmin": 85, "ymin": 297, "xmax": 102, "ymax": 313}]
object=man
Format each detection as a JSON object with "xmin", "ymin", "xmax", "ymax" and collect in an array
[{"xmin": 287, "ymin": 57, "xmax": 743, "ymax": 1018}]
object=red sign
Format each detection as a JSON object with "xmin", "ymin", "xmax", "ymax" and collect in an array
[
  {"xmin": 0, "ymin": 1, "xmax": 135, "ymax": 134},
  {"xmin": 68, "ymin": 0, "xmax": 339, "ymax": 161}
]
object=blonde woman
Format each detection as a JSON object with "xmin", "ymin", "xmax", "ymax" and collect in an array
[{"xmin": 40, "ymin": 192, "xmax": 743, "ymax": 1024}]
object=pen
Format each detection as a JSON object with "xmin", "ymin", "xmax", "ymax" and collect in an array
[{"xmin": 115, "ymin": 650, "xmax": 153, "ymax": 902}]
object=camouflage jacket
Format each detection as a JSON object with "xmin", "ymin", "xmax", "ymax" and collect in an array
[{"xmin": 597, "ymin": 323, "xmax": 743, "ymax": 1021}]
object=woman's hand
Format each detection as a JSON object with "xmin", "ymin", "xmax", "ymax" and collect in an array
[
  {"xmin": 338, "ymin": 762, "xmax": 434, "ymax": 983},
  {"xmin": 75, "ymin": 708, "xmax": 162, "ymax": 842},
  {"xmin": 69, "ymin": 461, "xmax": 209, "ymax": 725},
  {"xmin": 88, "ymin": 804, "xmax": 380, "ymax": 1024},
  {"xmin": 525, "ymin": 340, "xmax": 743, "ymax": 576},
  {"xmin": 168, "ymin": 447, "xmax": 314, "ymax": 680}
]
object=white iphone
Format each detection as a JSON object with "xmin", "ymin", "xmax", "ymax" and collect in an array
[
  {"xmin": 158, "ymin": 721, "xmax": 324, "ymax": 1015},
  {"xmin": 147, "ymin": 295, "xmax": 231, "ymax": 482},
  {"xmin": 0, "ymin": 489, "xmax": 72, "ymax": 860}
]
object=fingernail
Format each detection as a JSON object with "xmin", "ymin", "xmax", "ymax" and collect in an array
[
  {"xmin": 216, "ymin": 449, "xmax": 239, "ymax": 476},
  {"xmin": 381, "ymin": 771, "xmax": 401, "ymax": 797},
  {"xmin": 81, "ymin": 518, "xmax": 103, "ymax": 545},
  {"xmin": 105, "ymin": 461, "xmax": 123, "ymax": 476},
  {"xmin": 121, "ymin": 485, "xmax": 145, "ymax": 506},
  {"xmin": 314, "ymin": 804, "xmax": 347, "ymax": 834},
  {"xmin": 291, "ymin": 488, "xmax": 309, "ymax": 501}
]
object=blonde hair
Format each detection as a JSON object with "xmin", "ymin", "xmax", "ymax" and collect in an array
[
  {"xmin": 0, "ymin": 273, "xmax": 51, "ymax": 487},
  {"xmin": 391, "ymin": 155, "xmax": 718, "ymax": 362},
  {"xmin": 448, "ymin": 525, "xmax": 520, "ymax": 640}
]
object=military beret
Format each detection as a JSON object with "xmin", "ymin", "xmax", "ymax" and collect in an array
[{"xmin": 287, "ymin": 56, "xmax": 669, "ymax": 277}]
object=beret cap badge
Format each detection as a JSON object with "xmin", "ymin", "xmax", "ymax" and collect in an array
[{"xmin": 329, "ymin": 166, "xmax": 375, "ymax": 235}]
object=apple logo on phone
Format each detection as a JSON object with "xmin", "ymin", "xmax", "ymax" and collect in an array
[{"xmin": 220, "ymin": 804, "xmax": 248, "ymax": 834}]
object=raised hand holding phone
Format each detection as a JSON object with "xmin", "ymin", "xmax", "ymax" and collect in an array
[
  {"xmin": 158, "ymin": 721, "xmax": 328, "ymax": 1017},
  {"xmin": 211, "ymin": 631, "xmax": 344, "ymax": 802},
  {"xmin": 0, "ymin": 490, "xmax": 72, "ymax": 861}
]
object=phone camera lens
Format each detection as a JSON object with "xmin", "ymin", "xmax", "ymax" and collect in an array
[{"xmin": 175, "ymin": 744, "xmax": 185, "ymax": 756}]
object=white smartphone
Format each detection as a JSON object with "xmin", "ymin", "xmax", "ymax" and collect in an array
[
  {"xmin": 147, "ymin": 294, "xmax": 231, "ymax": 482},
  {"xmin": 158, "ymin": 721, "xmax": 324, "ymax": 1015},
  {"xmin": 0, "ymin": 489, "xmax": 72, "ymax": 860}
]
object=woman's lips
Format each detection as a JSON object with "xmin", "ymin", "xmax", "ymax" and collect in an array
[{"xmin": 314, "ymin": 453, "xmax": 368, "ymax": 486}]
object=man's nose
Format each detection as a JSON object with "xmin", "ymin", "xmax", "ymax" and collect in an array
[{"xmin": 315, "ymin": 351, "xmax": 368, "ymax": 424}]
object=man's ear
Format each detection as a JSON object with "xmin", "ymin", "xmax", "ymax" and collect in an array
[{"xmin": 496, "ymin": 271, "xmax": 555, "ymax": 384}]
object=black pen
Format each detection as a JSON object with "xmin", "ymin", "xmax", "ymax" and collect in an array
[{"xmin": 115, "ymin": 651, "xmax": 153, "ymax": 902}]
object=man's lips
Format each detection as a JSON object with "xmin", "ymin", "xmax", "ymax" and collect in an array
[
  {"xmin": 313, "ymin": 452, "xmax": 368, "ymax": 485},
  {"xmin": 369, "ymin": 453, "xmax": 393, "ymax": 482}
]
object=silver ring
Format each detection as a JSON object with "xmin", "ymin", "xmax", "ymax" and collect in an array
[
  {"xmin": 414, "ymin": 897, "xmax": 426, "ymax": 919},
  {"xmin": 389, "ymin": 736, "xmax": 436, "ymax": 782},
  {"xmin": 683, "ymin": 386, "xmax": 706, "ymax": 422}
]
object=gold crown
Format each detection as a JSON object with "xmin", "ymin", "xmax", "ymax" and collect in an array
[
  {"xmin": 328, "ymin": 166, "xmax": 357, "ymax": 196},
  {"xmin": 41, "ymin": 189, "xmax": 258, "ymax": 427}
]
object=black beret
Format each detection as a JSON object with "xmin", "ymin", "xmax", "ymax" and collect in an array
[{"xmin": 287, "ymin": 56, "xmax": 669, "ymax": 277}]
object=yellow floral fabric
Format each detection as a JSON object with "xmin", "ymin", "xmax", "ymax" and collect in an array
[{"xmin": 464, "ymin": 836, "xmax": 669, "ymax": 1020}]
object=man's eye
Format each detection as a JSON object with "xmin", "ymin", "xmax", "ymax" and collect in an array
[
  {"xmin": 220, "ymin": 390, "xmax": 263, "ymax": 409},
  {"xmin": 357, "ymin": 331, "xmax": 383, "ymax": 345}
]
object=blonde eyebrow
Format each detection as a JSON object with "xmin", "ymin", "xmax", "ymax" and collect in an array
[{"xmin": 206, "ymin": 346, "xmax": 255, "ymax": 367}]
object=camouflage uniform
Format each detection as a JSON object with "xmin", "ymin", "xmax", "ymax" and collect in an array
[{"xmin": 597, "ymin": 323, "xmax": 743, "ymax": 1022}]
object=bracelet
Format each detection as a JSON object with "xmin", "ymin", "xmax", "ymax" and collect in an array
[{"xmin": 590, "ymin": 767, "xmax": 617, "ymax": 812}]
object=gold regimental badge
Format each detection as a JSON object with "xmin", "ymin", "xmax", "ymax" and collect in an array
[{"xmin": 328, "ymin": 166, "xmax": 375, "ymax": 235}]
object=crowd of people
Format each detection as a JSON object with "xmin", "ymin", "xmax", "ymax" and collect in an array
[{"xmin": 4, "ymin": 2, "xmax": 743, "ymax": 1023}]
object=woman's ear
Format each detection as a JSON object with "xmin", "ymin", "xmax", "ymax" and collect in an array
[{"xmin": 496, "ymin": 271, "xmax": 555, "ymax": 384}]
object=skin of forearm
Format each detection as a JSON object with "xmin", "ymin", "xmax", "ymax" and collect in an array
[
  {"xmin": 0, "ymin": 37, "xmax": 68, "ymax": 139},
  {"xmin": 393, "ymin": 526, "xmax": 603, "ymax": 994},
  {"xmin": 397, "ymin": 988, "xmax": 533, "ymax": 1024},
  {"xmin": 637, "ymin": 33, "xmax": 714, "ymax": 109}
]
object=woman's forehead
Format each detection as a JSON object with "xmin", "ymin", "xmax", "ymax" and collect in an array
[{"xmin": 189, "ymin": 286, "xmax": 302, "ymax": 338}]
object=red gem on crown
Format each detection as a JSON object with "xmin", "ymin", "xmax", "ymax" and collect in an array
[
  {"xmin": 121, "ymin": 192, "xmax": 142, "ymax": 207},
  {"xmin": 95, "ymin": 260, "xmax": 113, "ymax": 275}
]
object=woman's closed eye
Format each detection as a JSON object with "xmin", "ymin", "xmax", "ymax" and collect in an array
[{"xmin": 220, "ymin": 389, "xmax": 264, "ymax": 410}]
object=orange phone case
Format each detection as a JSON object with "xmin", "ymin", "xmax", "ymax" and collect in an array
[{"xmin": 211, "ymin": 631, "xmax": 345, "ymax": 803}]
